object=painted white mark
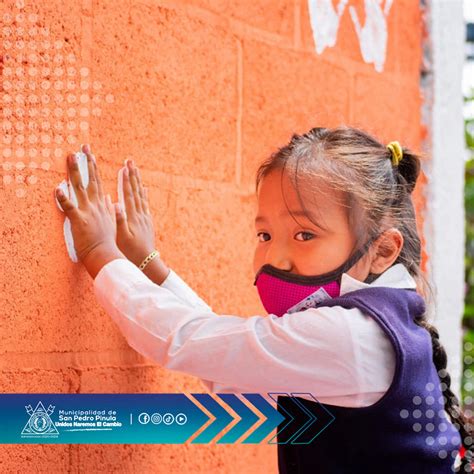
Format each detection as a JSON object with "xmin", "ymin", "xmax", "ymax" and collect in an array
[
  {"xmin": 308, "ymin": 0, "xmax": 348, "ymax": 54},
  {"xmin": 55, "ymin": 149, "xmax": 89, "ymax": 262},
  {"xmin": 349, "ymin": 0, "xmax": 393, "ymax": 72},
  {"xmin": 55, "ymin": 179, "xmax": 69, "ymax": 212},
  {"xmin": 117, "ymin": 165, "xmax": 127, "ymax": 221},
  {"xmin": 63, "ymin": 216, "xmax": 78, "ymax": 262},
  {"xmin": 307, "ymin": 0, "xmax": 393, "ymax": 73}
]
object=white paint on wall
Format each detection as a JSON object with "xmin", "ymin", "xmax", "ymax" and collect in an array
[
  {"xmin": 349, "ymin": 0, "xmax": 393, "ymax": 73},
  {"xmin": 117, "ymin": 166, "xmax": 128, "ymax": 221},
  {"xmin": 307, "ymin": 0, "xmax": 393, "ymax": 73},
  {"xmin": 55, "ymin": 150, "xmax": 89, "ymax": 263},
  {"xmin": 308, "ymin": 0, "xmax": 348, "ymax": 54}
]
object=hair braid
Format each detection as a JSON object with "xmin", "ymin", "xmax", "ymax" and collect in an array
[{"xmin": 415, "ymin": 315, "xmax": 474, "ymax": 472}]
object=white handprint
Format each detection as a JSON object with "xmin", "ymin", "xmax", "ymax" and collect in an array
[
  {"xmin": 308, "ymin": 0, "xmax": 349, "ymax": 54},
  {"xmin": 54, "ymin": 150, "xmax": 89, "ymax": 262},
  {"xmin": 349, "ymin": 0, "xmax": 393, "ymax": 72}
]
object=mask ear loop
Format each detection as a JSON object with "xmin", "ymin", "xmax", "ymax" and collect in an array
[
  {"xmin": 336, "ymin": 230, "xmax": 384, "ymax": 286},
  {"xmin": 363, "ymin": 271, "xmax": 382, "ymax": 284}
]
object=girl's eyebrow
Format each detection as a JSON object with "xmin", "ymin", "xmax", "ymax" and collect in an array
[
  {"xmin": 255, "ymin": 210, "xmax": 306, "ymax": 223},
  {"xmin": 254, "ymin": 210, "xmax": 329, "ymax": 231}
]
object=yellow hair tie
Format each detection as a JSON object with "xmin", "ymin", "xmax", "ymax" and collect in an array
[{"xmin": 386, "ymin": 141, "xmax": 403, "ymax": 166}]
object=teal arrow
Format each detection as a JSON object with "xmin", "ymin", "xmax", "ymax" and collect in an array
[
  {"xmin": 190, "ymin": 393, "xmax": 233, "ymax": 444},
  {"xmin": 240, "ymin": 394, "xmax": 286, "ymax": 444},
  {"xmin": 286, "ymin": 396, "xmax": 317, "ymax": 443},
  {"xmin": 216, "ymin": 394, "xmax": 259, "ymax": 444},
  {"xmin": 288, "ymin": 393, "xmax": 335, "ymax": 444},
  {"xmin": 266, "ymin": 393, "xmax": 299, "ymax": 444}
]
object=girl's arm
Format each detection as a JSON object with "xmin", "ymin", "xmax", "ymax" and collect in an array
[{"xmin": 93, "ymin": 257, "xmax": 374, "ymax": 403}]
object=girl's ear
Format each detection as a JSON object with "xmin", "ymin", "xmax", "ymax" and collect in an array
[{"xmin": 369, "ymin": 228, "xmax": 404, "ymax": 274}]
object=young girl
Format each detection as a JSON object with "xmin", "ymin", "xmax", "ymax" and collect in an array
[{"xmin": 55, "ymin": 127, "xmax": 473, "ymax": 473}]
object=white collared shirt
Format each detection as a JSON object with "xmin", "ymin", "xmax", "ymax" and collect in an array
[{"xmin": 93, "ymin": 259, "xmax": 417, "ymax": 407}]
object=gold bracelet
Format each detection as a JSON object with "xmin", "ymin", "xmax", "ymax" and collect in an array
[{"xmin": 139, "ymin": 249, "xmax": 160, "ymax": 271}]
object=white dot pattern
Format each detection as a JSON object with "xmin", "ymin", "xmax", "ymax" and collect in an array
[
  {"xmin": 1, "ymin": 3, "xmax": 114, "ymax": 197},
  {"xmin": 397, "ymin": 378, "xmax": 465, "ymax": 470}
]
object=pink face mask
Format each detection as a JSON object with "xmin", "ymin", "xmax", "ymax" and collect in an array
[{"xmin": 253, "ymin": 232, "xmax": 382, "ymax": 317}]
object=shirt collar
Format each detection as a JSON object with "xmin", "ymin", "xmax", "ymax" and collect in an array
[{"xmin": 339, "ymin": 263, "xmax": 418, "ymax": 296}]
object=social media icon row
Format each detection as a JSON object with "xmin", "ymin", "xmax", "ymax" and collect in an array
[{"xmin": 138, "ymin": 412, "xmax": 187, "ymax": 425}]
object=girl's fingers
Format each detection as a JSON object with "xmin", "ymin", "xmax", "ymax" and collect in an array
[
  {"xmin": 122, "ymin": 164, "xmax": 137, "ymax": 217},
  {"xmin": 84, "ymin": 148, "xmax": 98, "ymax": 200},
  {"xmin": 127, "ymin": 160, "xmax": 143, "ymax": 213},
  {"xmin": 114, "ymin": 201, "xmax": 129, "ymax": 231},
  {"xmin": 82, "ymin": 144, "xmax": 104, "ymax": 200},
  {"xmin": 106, "ymin": 194, "xmax": 117, "ymax": 236},
  {"xmin": 143, "ymin": 186, "xmax": 151, "ymax": 215},
  {"xmin": 106, "ymin": 194, "xmax": 114, "ymax": 219},
  {"xmin": 135, "ymin": 165, "xmax": 149, "ymax": 214},
  {"xmin": 55, "ymin": 186, "xmax": 80, "ymax": 220},
  {"xmin": 135, "ymin": 166, "xmax": 145, "ymax": 201},
  {"xmin": 67, "ymin": 153, "xmax": 89, "ymax": 208}
]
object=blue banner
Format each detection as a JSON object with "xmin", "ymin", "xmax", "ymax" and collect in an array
[{"xmin": 0, "ymin": 393, "xmax": 335, "ymax": 444}]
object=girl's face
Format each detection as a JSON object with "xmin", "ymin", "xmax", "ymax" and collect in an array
[{"xmin": 253, "ymin": 168, "xmax": 371, "ymax": 280}]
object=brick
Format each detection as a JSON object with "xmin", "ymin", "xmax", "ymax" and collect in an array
[
  {"xmin": 74, "ymin": 442, "xmax": 276, "ymax": 473},
  {"xmin": 87, "ymin": 1, "xmax": 238, "ymax": 183},
  {"xmin": 352, "ymin": 72, "xmax": 423, "ymax": 148},
  {"xmin": 394, "ymin": 0, "xmax": 424, "ymax": 77},
  {"xmin": 0, "ymin": 445, "xmax": 71, "ymax": 473},
  {"xmin": 161, "ymin": 183, "xmax": 261, "ymax": 316},
  {"xmin": 0, "ymin": 368, "xmax": 80, "ymax": 392},
  {"xmin": 241, "ymin": 39, "xmax": 350, "ymax": 188},
  {"xmin": 0, "ymin": 369, "xmax": 70, "ymax": 472},
  {"xmin": 184, "ymin": 0, "xmax": 295, "ymax": 41}
]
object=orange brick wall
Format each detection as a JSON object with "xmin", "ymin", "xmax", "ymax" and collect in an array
[{"xmin": 0, "ymin": 0, "xmax": 426, "ymax": 472}]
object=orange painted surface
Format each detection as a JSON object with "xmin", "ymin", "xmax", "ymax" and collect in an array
[{"xmin": 0, "ymin": 0, "xmax": 426, "ymax": 471}]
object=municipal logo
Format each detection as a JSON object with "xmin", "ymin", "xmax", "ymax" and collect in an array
[{"xmin": 21, "ymin": 401, "xmax": 59, "ymax": 438}]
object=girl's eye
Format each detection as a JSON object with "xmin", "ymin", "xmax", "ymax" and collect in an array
[
  {"xmin": 256, "ymin": 231, "xmax": 315, "ymax": 242},
  {"xmin": 256, "ymin": 232, "xmax": 270, "ymax": 242},
  {"xmin": 295, "ymin": 231, "xmax": 315, "ymax": 241}
]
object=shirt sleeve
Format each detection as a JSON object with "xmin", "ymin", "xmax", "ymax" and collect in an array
[
  {"xmin": 93, "ymin": 258, "xmax": 369, "ymax": 404},
  {"xmin": 159, "ymin": 268, "xmax": 213, "ymax": 312},
  {"xmin": 149, "ymin": 266, "xmax": 216, "ymax": 391}
]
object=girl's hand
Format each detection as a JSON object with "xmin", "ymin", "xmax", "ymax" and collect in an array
[
  {"xmin": 55, "ymin": 144, "xmax": 124, "ymax": 276},
  {"xmin": 115, "ymin": 159, "xmax": 156, "ymax": 267}
]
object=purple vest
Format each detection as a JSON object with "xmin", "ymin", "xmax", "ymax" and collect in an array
[{"xmin": 277, "ymin": 286, "xmax": 462, "ymax": 474}]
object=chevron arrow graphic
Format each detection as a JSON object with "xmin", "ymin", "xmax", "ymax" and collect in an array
[
  {"xmin": 240, "ymin": 394, "xmax": 286, "ymax": 444},
  {"xmin": 215, "ymin": 394, "xmax": 259, "ymax": 444},
  {"xmin": 288, "ymin": 393, "xmax": 336, "ymax": 444},
  {"xmin": 267, "ymin": 393, "xmax": 311, "ymax": 444},
  {"xmin": 190, "ymin": 393, "xmax": 233, "ymax": 444},
  {"xmin": 267, "ymin": 393, "xmax": 336, "ymax": 445}
]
